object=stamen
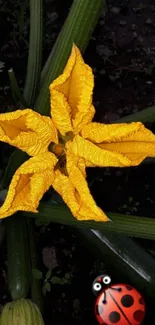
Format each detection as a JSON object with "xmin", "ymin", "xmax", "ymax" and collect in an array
[
  {"xmin": 49, "ymin": 143, "xmax": 64, "ymax": 156},
  {"xmin": 53, "ymin": 144, "xmax": 64, "ymax": 156}
]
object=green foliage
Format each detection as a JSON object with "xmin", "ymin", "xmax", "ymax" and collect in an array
[
  {"xmin": 32, "ymin": 268, "xmax": 72, "ymax": 296},
  {"xmin": 32, "ymin": 269, "xmax": 43, "ymax": 280}
]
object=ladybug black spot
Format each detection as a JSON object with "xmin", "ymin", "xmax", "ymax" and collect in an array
[
  {"xmin": 139, "ymin": 297, "xmax": 144, "ymax": 305},
  {"xmin": 126, "ymin": 285, "xmax": 133, "ymax": 291},
  {"xmin": 96, "ymin": 305, "xmax": 104, "ymax": 315},
  {"xmin": 109, "ymin": 311, "xmax": 121, "ymax": 323},
  {"xmin": 102, "ymin": 299, "xmax": 107, "ymax": 304},
  {"xmin": 133, "ymin": 310, "xmax": 145, "ymax": 322},
  {"xmin": 121, "ymin": 294, "xmax": 134, "ymax": 307},
  {"xmin": 117, "ymin": 288, "xmax": 122, "ymax": 292}
]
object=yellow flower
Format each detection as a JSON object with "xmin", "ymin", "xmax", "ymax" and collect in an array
[{"xmin": 0, "ymin": 45, "xmax": 155, "ymax": 222}]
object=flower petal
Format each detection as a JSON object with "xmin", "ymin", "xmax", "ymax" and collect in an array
[
  {"xmin": 0, "ymin": 152, "xmax": 57, "ymax": 219},
  {"xmin": 0, "ymin": 109, "xmax": 58, "ymax": 156},
  {"xmin": 82, "ymin": 122, "xmax": 155, "ymax": 165},
  {"xmin": 69, "ymin": 120, "xmax": 155, "ymax": 167},
  {"xmin": 50, "ymin": 44, "xmax": 95, "ymax": 135},
  {"xmin": 66, "ymin": 129, "xmax": 155, "ymax": 167},
  {"xmin": 81, "ymin": 121, "xmax": 155, "ymax": 143},
  {"xmin": 52, "ymin": 154, "xmax": 109, "ymax": 222},
  {"xmin": 50, "ymin": 89, "xmax": 73, "ymax": 136}
]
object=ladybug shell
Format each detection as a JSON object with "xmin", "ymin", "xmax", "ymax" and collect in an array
[{"xmin": 95, "ymin": 284, "xmax": 145, "ymax": 325}]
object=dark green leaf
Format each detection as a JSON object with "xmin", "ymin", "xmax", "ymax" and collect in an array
[
  {"xmin": 46, "ymin": 270, "xmax": 52, "ymax": 280},
  {"xmin": 32, "ymin": 268, "xmax": 43, "ymax": 280},
  {"xmin": 50, "ymin": 276, "xmax": 62, "ymax": 284},
  {"xmin": 44, "ymin": 281, "xmax": 51, "ymax": 292}
]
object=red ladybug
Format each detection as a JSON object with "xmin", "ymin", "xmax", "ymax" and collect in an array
[{"xmin": 92, "ymin": 275, "xmax": 146, "ymax": 325}]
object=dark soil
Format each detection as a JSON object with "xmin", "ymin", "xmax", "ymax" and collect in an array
[{"xmin": 1, "ymin": 0, "xmax": 155, "ymax": 324}]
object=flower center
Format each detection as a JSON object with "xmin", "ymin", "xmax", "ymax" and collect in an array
[
  {"xmin": 48, "ymin": 142, "xmax": 66, "ymax": 172},
  {"xmin": 48, "ymin": 131, "xmax": 74, "ymax": 174},
  {"xmin": 52, "ymin": 143, "xmax": 64, "ymax": 156}
]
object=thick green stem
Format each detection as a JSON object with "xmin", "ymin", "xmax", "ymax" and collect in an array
[
  {"xmin": 26, "ymin": 219, "xmax": 43, "ymax": 312},
  {"xmin": 35, "ymin": 0, "xmax": 105, "ymax": 116},
  {"xmin": 5, "ymin": 215, "xmax": 31, "ymax": 300},
  {"xmin": 26, "ymin": 204, "xmax": 155, "ymax": 240},
  {"xmin": 23, "ymin": 0, "xmax": 43, "ymax": 106}
]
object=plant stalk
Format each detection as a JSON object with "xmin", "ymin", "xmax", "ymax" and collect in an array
[
  {"xmin": 26, "ymin": 204, "xmax": 155, "ymax": 240},
  {"xmin": 26, "ymin": 218, "xmax": 44, "ymax": 312}
]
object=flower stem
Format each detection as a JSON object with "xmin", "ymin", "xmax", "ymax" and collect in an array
[
  {"xmin": 26, "ymin": 204, "xmax": 155, "ymax": 240},
  {"xmin": 26, "ymin": 218, "xmax": 44, "ymax": 313}
]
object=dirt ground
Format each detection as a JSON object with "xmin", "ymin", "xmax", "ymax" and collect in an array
[{"xmin": 1, "ymin": 0, "xmax": 155, "ymax": 324}]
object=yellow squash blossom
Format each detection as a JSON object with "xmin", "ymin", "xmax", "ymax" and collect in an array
[{"xmin": 0, "ymin": 45, "xmax": 155, "ymax": 222}]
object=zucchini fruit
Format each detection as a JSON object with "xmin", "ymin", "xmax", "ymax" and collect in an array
[{"xmin": 5, "ymin": 214, "xmax": 31, "ymax": 300}]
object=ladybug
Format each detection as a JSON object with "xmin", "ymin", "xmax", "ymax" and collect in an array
[{"xmin": 92, "ymin": 275, "xmax": 146, "ymax": 325}]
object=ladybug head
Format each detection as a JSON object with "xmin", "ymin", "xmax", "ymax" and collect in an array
[{"xmin": 92, "ymin": 274, "xmax": 111, "ymax": 296}]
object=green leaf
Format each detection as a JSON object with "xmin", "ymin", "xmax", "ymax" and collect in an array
[
  {"xmin": 2, "ymin": 149, "xmax": 29, "ymax": 189},
  {"xmin": 46, "ymin": 270, "xmax": 52, "ymax": 280},
  {"xmin": 32, "ymin": 268, "xmax": 43, "ymax": 280},
  {"xmin": 23, "ymin": 0, "xmax": 43, "ymax": 106},
  {"xmin": 26, "ymin": 203, "xmax": 155, "ymax": 240},
  {"xmin": 43, "ymin": 281, "xmax": 51, "ymax": 293},
  {"xmin": 50, "ymin": 276, "xmax": 62, "ymax": 284},
  {"xmin": 8, "ymin": 69, "xmax": 29, "ymax": 107},
  {"xmin": 35, "ymin": 0, "xmax": 105, "ymax": 116},
  {"xmin": 42, "ymin": 283, "xmax": 47, "ymax": 296},
  {"xmin": 77, "ymin": 228, "xmax": 155, "ymax": 297},
  {"xmin": 117, "ymin": 104, "xmax": 155, "ymax": 124}
]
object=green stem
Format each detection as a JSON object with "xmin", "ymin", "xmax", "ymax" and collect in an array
[
  {"xmin": 35, "ymin": 0, "xmax": 105, "ymax": 116},
  {"xmin": 26, "ymin": 218, "xmax": 44, "ymax": 312},
  {"xmin": 23, "ymin": 0, "xmax": 43, "ymax": 106},
  {"xmin": 5, "ymin": 215, "xmax": 31, "ymax": 300},
  {"xmin": 26, "ymin": 204, "xmax": 155, "ymax": 240}
]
